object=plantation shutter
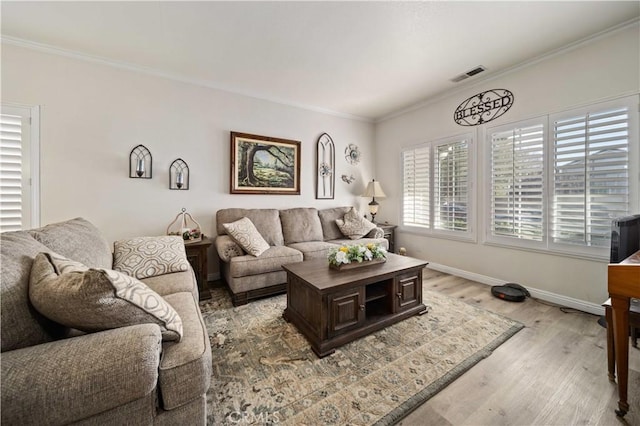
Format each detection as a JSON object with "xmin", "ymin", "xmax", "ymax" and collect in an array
[
  {"xmin": 402, "ymin": 146, "xmax": 430, "ymax": 228},
  {"xmin": 434, "ymin": 140, "xmax": 468, "ymax": 231},
  {"xmin": 552, "ymin": 106, "xmax": 630, "ymax": 247},
  {"xmin": 490, "ymin": 123, "xmax": 545, "ymax": 241},
  {"xmin": 1, "ymin": 106, "xmax": 33, "ymax": 232}
]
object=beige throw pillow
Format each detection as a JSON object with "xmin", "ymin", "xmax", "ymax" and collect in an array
[
  {"xmin": 113, "ymin": 236, "xmax": 190, "ymax": 279},
  {"xmin": 336, "ymin": 207, "xmax": 377, "ymax": 239},
  {"xmin": 223, "ymin": 217, "xmax": 270, "ymax": 257},
  {"xmin": 29, "ymin": 252, "xmax": 183, "ymax": 341}
]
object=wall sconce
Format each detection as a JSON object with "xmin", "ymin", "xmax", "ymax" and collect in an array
[
  {"xmin": 129, "ymin": 144, "xmax": 152, "ymax": 178},
  {"xmin": 362, "ymin": 179, "xmax": 386, "ymax": 223},
  {"xmin": 169, "ymin": 158, "xmax": 190, "ymax": 190}
]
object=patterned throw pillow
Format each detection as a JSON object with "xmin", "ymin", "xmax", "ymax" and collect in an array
[
  {"xmin": 113, "ymin": 236, "xmax": 190, "ymax": 280},
  {"xmin": 335, "ymin": 207, "xmax": 377, "ymax": 239},
  {"xmin": 223, "ymin": 217, "xmax": 270, "ymax": 257},
  {"xmin": 29, "ymin": 252, "xmax": 183, "ymax": 341}
]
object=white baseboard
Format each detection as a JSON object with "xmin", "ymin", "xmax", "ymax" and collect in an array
[
  {"xmin": 207, "ymin": 272, "xmax": 221, "ymax": 282},
  {"xmin": 427, "ymin": 262, "xmax": 604, "ymax": 316}
]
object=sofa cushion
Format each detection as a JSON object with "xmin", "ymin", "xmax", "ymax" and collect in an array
[
  {"xmin": 279, "ymin": 207, "xmax": 323, "ymax": 244},
  {"xmin": 113, "ymin": 236, "xmax": 190, "ymax": 279},
  {"xmin": 29, "ymin": 252, "xmax": 183, "ymax": 341},
  {"xmin": 318, "ymin": 207, "xmax": 351, "ymax": 241},
  {"xmin": 0, "ymin": 231, "xmax": 68, "ymax": 352},
  {"xmin": 336, "ymin": 207, "xmax": 376, "ymax": 239},
  {"xmin": 229, "ymin": 246, "xmax": 303, "ymax": 278},
  {"xmin": 223, "ymin": 217, "xmax": 270, "ymax": 256},
  {"xmin": 29, "ymin": 217, "xmax": 112, "ymax": 269},
  {"xmin": 142, "ymin": 270, "xmax": 198, "ymax": 299},
  {"xmin": 159, "ymin": 291, "xmax": 212, "ymax": 410},
  {"xmin": 287, "ymin": 241, "xmax": 338, "ymax": 260},
  {"xmin": 217, "ymin": 208, "xmax": 284, "ymax": 246}
]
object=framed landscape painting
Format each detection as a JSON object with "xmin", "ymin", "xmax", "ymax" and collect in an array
[{"xmin": 230, "ymin": 132, "xmax": 301, "ymax": 195}]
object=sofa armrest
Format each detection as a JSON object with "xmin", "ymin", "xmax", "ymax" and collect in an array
[
  {"xmin": 1, "ymin": 324, "xmax": 162, "ymax": 425},
  {"xmin": 367, "ymin": 227, "xmax": 384, "ymax": 239},
  {"xmin": 215, "ymin": 235, "xmax": 244, "ymax": 262}
]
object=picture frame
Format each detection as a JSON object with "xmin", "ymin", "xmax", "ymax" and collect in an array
[{"xmin": 230, "ymin": 131, "xmax": 301, "ymax": 195}]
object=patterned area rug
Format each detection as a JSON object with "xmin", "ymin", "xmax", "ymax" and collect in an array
[{"xmin": 200, "ymin": 284, "xmax": 523, "ymax": 425}]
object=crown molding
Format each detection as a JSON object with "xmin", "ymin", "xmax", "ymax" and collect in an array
[
  {"xmin": 0, "ymin": 35, "xmax": 374, "ymax": 124},
  {"xmin": 377, "ymin": 17, "xmax": 640, "ymax": 123}
]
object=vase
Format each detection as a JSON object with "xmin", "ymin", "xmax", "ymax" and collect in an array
[{"xmin": 329, "ymin": 257, "xmax": 386, "ymax": 271}]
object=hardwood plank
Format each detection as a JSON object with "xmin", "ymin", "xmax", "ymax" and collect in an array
[{"xmin": 398, "ymin": 271, "xmax": 640, "ymax": 426}]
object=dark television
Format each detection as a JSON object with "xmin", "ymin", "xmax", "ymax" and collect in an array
[{"xmin": 610, "ymin": 214, "xmax": 640, "ymax": 263}]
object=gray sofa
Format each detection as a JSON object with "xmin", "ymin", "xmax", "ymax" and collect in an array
[
  {"xmin": 215, "ymin": 207, "xmax": 388, "ymax": 305},
  {"xmin": 0, "ymin": 218, "xmax": 212, "ymax": 425}
]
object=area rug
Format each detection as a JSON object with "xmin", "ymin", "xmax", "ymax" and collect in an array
[{"xmin": 200, "ymin": 285, "xmax": 523, "ymax": 425}]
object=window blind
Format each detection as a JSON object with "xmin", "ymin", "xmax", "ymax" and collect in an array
[
  {"xmin": 402, "ymin": 146, "xmax": 430, "ymax": 228},
  {"xmin": 490, "ymin": 123, "xmax": 545, "ymax": 241},
  {"xmin": 552, "ymin": 107, "xmax": 630, "ymax": 247},
  {"xmin": 434, "ymin": 140, "xmax": 468, "ymax": 231},
  {"xmin": 1, "ymin": 112, "xmax": 25, "ymax": 232}
]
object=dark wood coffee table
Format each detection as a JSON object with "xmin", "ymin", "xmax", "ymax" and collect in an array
[{"xmin": 282, "ymin": 253, "xmax": 428, "ymax": 357}]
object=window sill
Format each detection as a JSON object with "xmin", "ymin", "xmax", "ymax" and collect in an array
[
  {"xmin": 482, "ymin": 239, "xmax": 609, "ymax": 262},
  {"xmin": 398, "ymin": 226, "xmax": 477, "ymax": 244}
]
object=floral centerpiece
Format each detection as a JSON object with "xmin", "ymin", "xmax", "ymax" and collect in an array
[{"xmin": 328, "ymin": 243, "xmax": 387, "ymax": 270}]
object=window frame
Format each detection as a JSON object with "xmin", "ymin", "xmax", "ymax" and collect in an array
[
  {"xmin": 0, "ymin": 104, "xmax": 40, "ymax": 232},
  {"xmin": 482, "ymin": 95, "xmax": 639, "ymax": 260},
  {"xmin": 400, "ymin": 132, "xmax": 476, "ymax": 242}
]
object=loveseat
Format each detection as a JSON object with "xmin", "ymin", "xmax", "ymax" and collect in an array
[
  {"xmin": 215, "ymin": 206, "xmax": 388, "ymax": 305},
  {"xmin": 0, "ymin": 218, "xmax": 212, "ymax": 425}
]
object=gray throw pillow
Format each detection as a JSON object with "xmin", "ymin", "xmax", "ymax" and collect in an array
[
  {"xmin": 336, "ymin": 207, "xmax": 376, "ymax": 239},
  {"xmin": 113, "ymin": 236, "xmax": 190, "ymax": 279},
  {"xmin": 29, "ymin": 252, "xmax": 183, "ymax": 341},
  {"xmin": 223, "ymin": 217, "xmax": 270, "ymax": 257}
]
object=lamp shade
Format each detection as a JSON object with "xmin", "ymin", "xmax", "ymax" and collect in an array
[{"xmin": 362, "ymin": 180, "xmax": 386, "ymax": 198}]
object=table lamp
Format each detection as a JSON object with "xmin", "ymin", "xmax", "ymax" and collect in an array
[{"xmin": 362, "ymin": 179, "xmax": 386, "ymax": 223}]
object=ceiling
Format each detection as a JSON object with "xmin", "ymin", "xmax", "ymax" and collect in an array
[{"xmin": 1, "ymin": 1, "xmax": 639, "ymax": 121}]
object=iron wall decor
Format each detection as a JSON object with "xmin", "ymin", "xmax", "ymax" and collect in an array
[
  {"xmin": 316, "ymin": 133, "xmax": 335, "ymax": 199},
  {"xmin": 169, "ymin": 158, "xmax": 189, "ymax": 190},
  {"xmin": 344, "ymin": 143, "xmax": 361, "ymax": 165},
  {"xmin": 230, "ymin": 131, "xmax": 301, "ymax": 195},
  {"xmin": 454, "ymin": 89, "xmax": 514, "ymax": 126},
  {"xmin": 129, "ymin": 144, "xmax": 152, "ymax": 178}
]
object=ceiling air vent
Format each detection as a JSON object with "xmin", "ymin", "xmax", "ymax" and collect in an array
[{"xmin": 450, "ymin": 65, "xmax": 486, "ymax": 83}]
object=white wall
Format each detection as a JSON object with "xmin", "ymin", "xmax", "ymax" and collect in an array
[
  {"xmin": 1, "ymin": 44, "xmax": 376, "ymax": 274},
  {"xmin": 374, "ymin": 24, "xmax": 640, "ymax": 308}
]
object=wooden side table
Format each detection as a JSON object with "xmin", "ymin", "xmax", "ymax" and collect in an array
[
  {"xmin": 184, "ymin": 236, "xmax": 212, "ymax": 301},
  {"xmin": 377, "ymin": 224, "xmax": 397, "ymax": 254}
]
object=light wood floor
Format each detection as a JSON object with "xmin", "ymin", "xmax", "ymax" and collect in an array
[{"xmin": 397, "ymin": 269, "xmax": 640, "ymax": 426}]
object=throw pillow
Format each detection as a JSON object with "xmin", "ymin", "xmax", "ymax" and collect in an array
[
  {"xmin": 113, "ymin": 236, "xmax": 190, "ymax": 280},
  {"xmin": 29, "ymin": 252, "xmax": 183, "ymax": 341},
  {"xmin": 335, "ymin": 207, "xmax": 377, "ymax": 239},
  {"xmin": 223, "ymin": 217, "xmax": 270, "ymax": 257}
]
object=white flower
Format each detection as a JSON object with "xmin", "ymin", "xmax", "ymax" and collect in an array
[
  {"xmin": 364, "ymin": 249, "xmax": 373, "ymax": 261},
  {"xmin": 358, "ymin": 245, "xmax": 366, "ymax": 254},
  {"xmin": 335, "ymin": 251, "xmax": 349, "ymax": 264}
]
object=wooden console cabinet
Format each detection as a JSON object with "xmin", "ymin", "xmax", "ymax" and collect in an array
[{"xmin": 282, "ymin": 254, "xmax": 428, "ymax": 357}]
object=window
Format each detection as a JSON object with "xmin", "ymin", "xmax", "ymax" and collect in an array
[
  {"xmin": 551, "ymin": 105, "xmax": 632, "ymax": 249},
  {"xmin": 486, "ymin": 95, "xmax": 638, "ymax": 258},
  {"xmin": 0, "ymin": 105, "xmax": 39, "ymax": 232},
  {"xmin": 488, "ymin": 120, "xmax": 545, "ymax": 245},
  {"xmin": 402, "ymin": 134, "xmax": 473, "ymax": 239}
]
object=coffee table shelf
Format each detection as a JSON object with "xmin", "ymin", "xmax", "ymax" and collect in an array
[{"xmin": 282, "ymin": 254, "xmax": 428, "ymax": 357}]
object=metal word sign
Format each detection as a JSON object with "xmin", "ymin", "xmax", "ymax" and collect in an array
[{"xmin": 454, "ymin": 89, "xmax": 514, "ymax": 126}]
